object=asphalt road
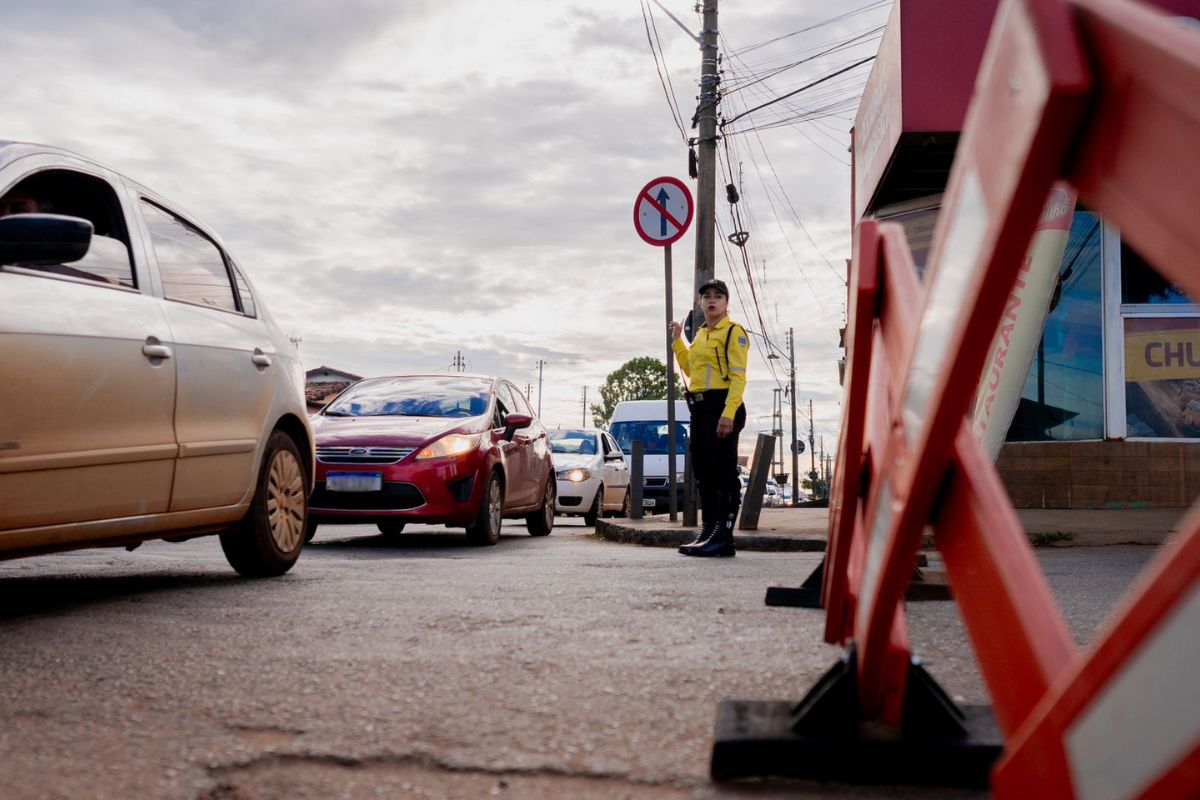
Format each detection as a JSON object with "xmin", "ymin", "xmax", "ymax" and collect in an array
[{"xmin": 0, "ymin": 519, "xmax": 1159, "ymax": 799}]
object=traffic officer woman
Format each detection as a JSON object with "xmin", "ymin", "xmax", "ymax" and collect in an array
[{"xmin": 668, "ymin": 278, "xmax": 749, "ymax": 557}]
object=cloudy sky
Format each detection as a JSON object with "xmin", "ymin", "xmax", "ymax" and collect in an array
[{"xmin": 5, "ymin": 0, "xmax": 891, "ymax": 462}]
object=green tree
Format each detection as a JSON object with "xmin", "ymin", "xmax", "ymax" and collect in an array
[{"xmin": 590, "ymin": 356, "xmax": 683, "ymax": 427}]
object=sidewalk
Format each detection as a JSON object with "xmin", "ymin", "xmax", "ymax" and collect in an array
[{"xmin": 594, "ymin": 505, "xmax": 1186, "ymax": 550}]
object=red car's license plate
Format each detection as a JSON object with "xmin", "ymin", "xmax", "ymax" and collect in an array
[{"xmin": 326, "ymin": 472, "xmax": 383, "ymax": 492}]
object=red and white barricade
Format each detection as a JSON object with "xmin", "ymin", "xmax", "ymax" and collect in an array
[{"xmin": 712, "ymin": 1, "xmax": 1200, "ymax": 794}]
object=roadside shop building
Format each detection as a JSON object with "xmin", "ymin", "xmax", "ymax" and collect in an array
[{"xmin": 851, "ymin": 0, "xmax": 1200, "ymax": 507}]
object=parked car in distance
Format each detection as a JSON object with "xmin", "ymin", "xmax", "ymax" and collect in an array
[
  {"xmin": 0, "ymin": 140, "xmax": 314, "ymax": 576},
  {"xmin": 549, "ymin": 428, "xmax": 631, "ymax": 525},
  {"xmin": 763, "ymin": 479, "xmax": 782, "ymax": 508},
  {"xmin": 307, "ymin": 374, "xmax": 555, "ymax": 545}
]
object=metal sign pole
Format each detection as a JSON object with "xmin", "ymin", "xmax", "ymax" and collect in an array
[
  {"xmin": 633, "ymin": 174, "xmax": 692, "ymax": 525},
  {"xmin": 665, "ymin": 243, "xmax": 678, "ymax": 522}
]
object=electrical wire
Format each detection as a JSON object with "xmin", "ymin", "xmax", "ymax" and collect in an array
[
  {"xmin": 640, "ymin": 0, "xmax": 688, "ymax": 144},
  {"xmin": 728, "ymin": 0, "xmax": 891, "ymax": 58}
]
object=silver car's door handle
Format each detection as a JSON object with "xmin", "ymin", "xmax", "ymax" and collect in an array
[
  {"xmin": 142, "ymin": 343, "xmax": 173, "ymax": 359},
  {"xmin": 252, "ymin": 349, "xmax": 272, "ymax": 367}
]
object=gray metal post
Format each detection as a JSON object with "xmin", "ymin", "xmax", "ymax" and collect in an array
[
  {"xmin": 739, "ymin": 433, "xmax": 776, "ymax": 531},
  {"xmin": 664, "ymin": 244, "xmax": 678, "ymax": 522},
  {"xmin": 630, "ymin": 440, "xmax": 644, "ymax": 520},
  {"xmin": 683, "ymin": 446, "xmax": 697, "ymax": 527}
]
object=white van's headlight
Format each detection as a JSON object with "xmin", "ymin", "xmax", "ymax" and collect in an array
[{"xmin": 556, "ymin": 468, "xmax": 591, "ymax": 482}]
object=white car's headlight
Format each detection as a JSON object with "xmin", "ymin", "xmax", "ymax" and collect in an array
[
  {"xmin": 415, "ymin": 433, "xmax": 481, "ymax": 460},
  {"xmin": 556, "ymin": 468, "xmax": 591, "ymax": 482}
]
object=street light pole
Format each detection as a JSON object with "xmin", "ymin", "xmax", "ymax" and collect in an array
[{"xmin": 537, "ymin": 359, "xmax": 545, "ymax": 417}]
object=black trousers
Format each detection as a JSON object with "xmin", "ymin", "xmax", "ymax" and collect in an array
[{"xmin": 689, "ymin": 389, "xmax": 746, "ymax": 520}]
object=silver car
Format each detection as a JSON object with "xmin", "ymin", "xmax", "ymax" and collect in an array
[{"xmin": 0, "ymin": 141, "xmax": 313, "ymax": 576}]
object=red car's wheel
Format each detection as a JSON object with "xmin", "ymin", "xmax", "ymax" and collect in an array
[
  {"xmin": 526, "ymin": 477, "xmax": 555, "ymax": 536},
  {"xmin": 466, "ymin": 471, "xmax": 503, "ymax": 546}
]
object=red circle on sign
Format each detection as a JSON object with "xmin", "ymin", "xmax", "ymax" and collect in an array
[{"xmin": 633, "ymin": 176, "xmax": 694, "ymax": 247}]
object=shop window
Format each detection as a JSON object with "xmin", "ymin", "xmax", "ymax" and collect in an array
[
  {"xmin": 1005, "ymin": 212, "xmax": 1104, "ymax": 441},
  {"xmin": 1121, "ymin": 241, "xmax": 1200, "ymax": 438},
  {"xmin": 1121, "ymin": 241, "xmax": 1191, "ymax": 304}
]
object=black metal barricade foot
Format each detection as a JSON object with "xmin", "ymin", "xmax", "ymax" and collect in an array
[
  {"xmin": 764, "ymin": 558, "xmax": 824, "ymax": 608},
  {"xmin": 710, "ymin": 647, "xmax": 1001, "ymax": 788},
  {"xmin": 905, "ymin": 564, "xmax": 954, "ymax": 601}
]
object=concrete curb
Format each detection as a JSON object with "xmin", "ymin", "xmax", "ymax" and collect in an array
[
  {"xmin": 593, "ymin": 519, "xmax": 827, "ymax": 552},
  {"xmin": 595, "ymin": 516, "xmax": 1173, "ymax": 551}
]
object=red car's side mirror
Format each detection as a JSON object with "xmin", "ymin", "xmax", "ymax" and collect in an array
[{"xmin": 503, "ymin": 413, "xmax": 532, "ymax": 441}]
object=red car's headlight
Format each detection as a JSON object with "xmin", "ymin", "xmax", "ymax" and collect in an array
[{"xmin": 415, "ymin": 433, "xmax": 481, "ymax": 461}]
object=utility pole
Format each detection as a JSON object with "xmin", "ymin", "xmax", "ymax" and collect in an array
[
  {"xmin": 450, "ymin": 350, "xmax": 466, "ymax": 372},
  {"xmin": 691, "ymin": 0, "xmax": 720, "ymax": 324},
  {"xmin": 536, "ymin": 359, "xmax": 545, "ymax": 417},
  {"xmin": 808, "ymin": 398, "xmax": 817, "ymax": 495},
  {"xmin": 789, "ymin": 328, "xmax": 799, "ymax": 506},
  {"xmin": 819, "ymin": 436, "xmax": 827, "ymax": 499},
  {"xmin": 581, "ymin": 386, "xmax": 588, "ymax": 427}
]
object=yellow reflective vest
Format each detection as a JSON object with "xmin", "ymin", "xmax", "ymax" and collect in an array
[{"xmin": 671, "ymin": 316, "xmax": 749, "ymax": 420}]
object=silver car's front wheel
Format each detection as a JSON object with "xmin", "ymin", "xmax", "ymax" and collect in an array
[
  {"xmin": 220, "ymin": 431, "xmax": 308, "ymax": 577},
  {"xmin": 266, "ymin": 444, "xmax": 306, "ymax": 552}
]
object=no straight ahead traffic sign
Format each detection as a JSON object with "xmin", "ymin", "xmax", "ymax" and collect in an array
[{"xmin": 634, "ymin": 176, "xmax": 694, "ymax": 247}]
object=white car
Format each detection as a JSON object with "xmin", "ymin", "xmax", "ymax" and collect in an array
[
  {"xmin": 550, "ymin": 428, "xmax": 631, "ymax": 525},
  {"xmin": 763, "ymin": 479, "xmax": 783, "ymax": 508}
]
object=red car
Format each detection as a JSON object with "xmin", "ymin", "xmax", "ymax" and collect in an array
[{"xmin": 307, "ymin": 374, "xmax": 555, "ymax": 545}]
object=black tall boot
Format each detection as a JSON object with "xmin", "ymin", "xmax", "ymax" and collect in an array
[
  {"xmin": 679, "ymin": 491, "xmax": 722, "ymax": 554},
  {"xmin": 691, "ymin": 490, "xmax": 737, "ymax": 558}
]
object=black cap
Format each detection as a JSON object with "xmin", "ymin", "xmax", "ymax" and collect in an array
[{"xmin": 698, "ymin": 278, "xmax": 729, "ymax": 297}]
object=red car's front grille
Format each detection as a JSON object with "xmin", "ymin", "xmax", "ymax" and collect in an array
[{"xmin": 316, "ymin": 446, "xmax": 415, "ymax": 465}]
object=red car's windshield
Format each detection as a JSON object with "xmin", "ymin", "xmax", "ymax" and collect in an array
[{"xmin": 325, "ymin": 376, "xmax": 491, "ymax": 418}]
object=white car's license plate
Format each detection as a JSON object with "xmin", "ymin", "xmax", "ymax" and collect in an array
[
  {"xmin": 642, "ymin": 498, "xmax": 656, "ymax": 508},
  {"xmin": 326, "ymin": 471, "xmax": 383, "ymax": 492}
]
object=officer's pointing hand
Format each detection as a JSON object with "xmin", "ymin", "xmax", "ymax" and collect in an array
[{"xmin": 667, "ymin": 320, "xmax": 682, "ymax": 342}]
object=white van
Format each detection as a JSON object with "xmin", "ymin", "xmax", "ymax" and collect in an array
[{"xmin": 608, "ymin": 400, "xmax": 690, "ymax": 514}]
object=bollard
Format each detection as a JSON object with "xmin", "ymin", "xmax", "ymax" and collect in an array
[
  {"xmin": 739, "ymin": 433, "xmax": 776, "ymax": 531},
  {"xmin": 629, "ymin": 440, "xmax": 644, "ymax": 520},
  {"xmin": 683, "ymin": 448, "xmax": 697, "ymax": 527}
]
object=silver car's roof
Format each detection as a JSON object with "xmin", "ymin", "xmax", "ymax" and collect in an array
[
  {"xmin": 0, "ymin": 139, "xmax": 224, "ymax": 251},
  {"xmin": 0, "ymin": 139, "xmax": 91, "ymax": 171}
]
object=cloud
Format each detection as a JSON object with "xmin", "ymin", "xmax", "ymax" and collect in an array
[{"xmin": 3, "ymin": 0, "xmax": 894, "ymax": 448}]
